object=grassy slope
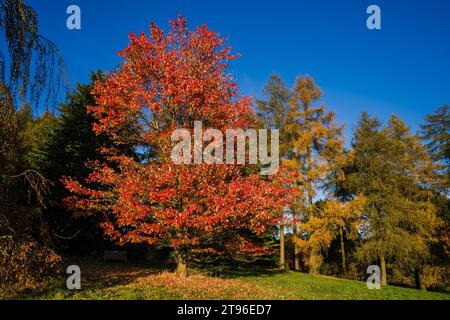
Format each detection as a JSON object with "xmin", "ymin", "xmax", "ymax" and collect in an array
[
  {"xmin": 7, "ymin": 261, "xmax": 449, "ymax": 300},
  {"xmin": 244, "ymin": 272, "xmax": 449, "ymax": 300}
]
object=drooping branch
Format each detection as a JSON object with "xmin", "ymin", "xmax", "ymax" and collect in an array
[
  {"xmin": 0, "ymin": 0, "xmax": 67, "ymax": 112},
  {"xmin": 10, "ymin": 169, "xmax": 53, "ymax": 208}
]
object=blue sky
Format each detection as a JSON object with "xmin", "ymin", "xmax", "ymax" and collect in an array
[{"xmin": 22, "ymin": 0, "xmax": 450, "ymax": 143}]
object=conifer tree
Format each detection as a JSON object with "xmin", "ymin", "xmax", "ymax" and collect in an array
[
  {"xmin": 346, "ymin": 112, "xmax": 442, "ymax": 287},
  {"xmin": 421, "ymin": 104, "xmax": 450, "ymax": 194},
  {"xmin": 256, "ymin": 73, "xmax": 291, "ymax": 271},
  {"xmin": 420, "ymin": 104, "xmax": 449, "ymax": 287},
  {"xmin": 297, "ymin": 195, "xmax": 366, "ymax": 274},
  {"xmin": 284, "ymin": 75, "xmax": 345, "ymax": 273}
]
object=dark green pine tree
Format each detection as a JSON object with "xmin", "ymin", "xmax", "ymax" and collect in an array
[
  {"xmin": 46, "ymin": 71, "xmax": 106, "ymax": 181},
  {"xmin": 256, "ymin": 73, "xmax": 291, "ymax": 157},
  {"xmin": 42, "ymin": 71, "xmax": 117, "ymax": 253},
  {"xmin": 256, "ymin": 73, "xmax": 291, "ymax": 271}
]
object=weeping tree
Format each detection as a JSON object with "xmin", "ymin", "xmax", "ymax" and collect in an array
[
  {"xmin": 0, "ymin": 0, "xmax": 67, "ymax": 111},
  {"xmin": 0, "ymin": 0, "xmax": 66, "ymax": 293}
]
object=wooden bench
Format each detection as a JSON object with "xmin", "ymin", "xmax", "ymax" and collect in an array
[{"xmin": 104, "ymin": 250, "xmax": 127, "ymax": 262}]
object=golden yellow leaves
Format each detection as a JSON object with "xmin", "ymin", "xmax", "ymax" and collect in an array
[{"xmin": 295, "ymin": 195, "xmax": 367, "ymax": 271}]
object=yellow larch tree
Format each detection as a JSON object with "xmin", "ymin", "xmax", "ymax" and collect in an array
[
  {"xmin": 296, "ymin": 195, "xmax": 367, "ymax": 274},
  {"xmin": 284, "ymin": 75, "xmax": 345, "ymax": 272}
]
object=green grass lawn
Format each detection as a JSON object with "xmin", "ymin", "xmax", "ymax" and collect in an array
[
  {"xmin": 5, "ymin": 260, "xmax": 449, "ymax": 300},
  {"xmin": 244, "ymin": 272, "xmax": 449, "ymax": 300}
]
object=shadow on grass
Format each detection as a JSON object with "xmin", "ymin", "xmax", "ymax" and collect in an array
[
  {"xmin": 8, "ymin": 257, "xmax": 178, "ymax": 299},
  {"xmin": 6, "ymin": 257, "xmax": 282, "ymax": 299},
  {"xmin": 191, "ymin": 263, "xmax": 281, "ymax": 279}
]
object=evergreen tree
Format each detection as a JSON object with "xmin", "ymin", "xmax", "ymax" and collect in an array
[
  {"xmin": 421, "ymin": 104, "xmax": 450, "ymax": 195},
  {"xmin": 22, "ymin": 111, "xmax": 58, "ymax": 173},
  {"xmin": 46, "ymin": 71, "xmax": 107, "ymax": 181},
  {"xmin": 256, "ymin": 73, "xmax": 291, "ymax": 271},
  {"xmin": 42, "ymin": 71, "xmax": 123, "ymax": 253},
  {"xmin": 420, "ymin": 104, "xmax": 450, "ymax": 287},
  {"xmin": 256, "ymin": 73, "xmax": 292, "ymax": 156}
]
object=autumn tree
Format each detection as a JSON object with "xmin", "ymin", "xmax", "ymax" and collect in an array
[
  {"xmin": 345, "ymin": 112, "xmax": 442, "ymax": 287},
  {"xmin": 283, "ymin": 75, "xmax": 345, "ymax": 272},
  {"xmin": 297, "ymin": 195, "xmax": 366, "ymax": 274},
  {"xmin": 63, "ymin": 16, "xmax": 289, "ymax": 276}
]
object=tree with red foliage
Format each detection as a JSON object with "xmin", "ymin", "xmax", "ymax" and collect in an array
[{"xmin": 63, "ymin": 16, "xmax": 290, "ymax": 276}]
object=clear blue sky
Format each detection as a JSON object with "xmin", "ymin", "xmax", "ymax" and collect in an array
[{"xmin": 24, "ymin": 0, "xmax": 450, "ymax": 143}]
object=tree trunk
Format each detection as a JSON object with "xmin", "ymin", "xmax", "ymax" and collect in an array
[
  {"xmin": 294, "ymin": 245, "xmax": 300, "ymax": 271},
  {"xmin": 305, "ymin": 142, "xmax": 314, "ymax": 274},
  {"xmin": 279, "ymin": 224, "xmax": 286, "ymax": 271},
  {"xmin": 306, "ymin": 143, "xmax": 314, "ymax": 214},
  {"xmin": 414, "ymin": 268, "xmax": 426, "ymax": 291},
  {"xmin": 292, "ymin": 211, "xmax": 300, "ymax": 271},
  {"xmin": 144, "ymin": 246, "xmax": 155, "ymax": 262},
  {"xmin": 339, "ymin": 226, "xmax": 346, "ymax": 274},
  {"xmin": 175, "ymin": 251, "xmax": 188, "ymax": 277},
  {"xmin": 380, "ymin": 255, "xmax": 387, "ymax": 286}
]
